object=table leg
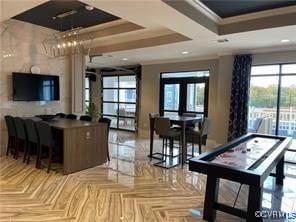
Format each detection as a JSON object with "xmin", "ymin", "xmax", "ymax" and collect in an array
[
  {"xmin": 247, "ymin": 186, "xmax": 263, "ymax": 222},
  {"xmin": 181, "ymin": 122, "xmax": 186, "ymax": 166},
  {"xmin": 149, "ymin": 127, "xmax": 154, "ymax": 160},
  {"xmin": 203, "ymin": 175, "xmax": 219, "ymax": 221},
  {"xmin": 276, "ymin": 156, "xmax": 285, "ymax": 185}
]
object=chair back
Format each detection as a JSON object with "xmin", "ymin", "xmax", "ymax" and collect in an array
[
  {"xmin": 66, "ymin": 114, "xmax": 77, "ymax": 119},
  {"xmin": 80, "ymin": 115, "xmax": 92, "ymax": 122},
  {"xmin": 201, "ymin": 118, "xmax": 211, "ymax": 136},
  {"xmin": 24, "ymin": 119, "xmax": 39, "ymax": 143},
  {"xmin": 56, "ymin": 113, "xmax": 66, "ymax": 118},
  {"xmin": 149, "ymin": 113, "xmax": 159, "ymax": 130},
  {"xmin": 14, "ymin": 117, "xmax": 27, "ymax": 140},
  {"xmin": 154, "ymin": 117, "xmax": 171, "ymax": 136},
  {"xmin": 99, "ymin": 118, "xmax": 111, "ymax": 129},
  {"xmin": 4, "ymin": 115, "xmax": 17, "ymax": 137},
  {"xmin": 99, "ymin": 118, "xmax": 111, "ymax": 139},
  {"xmin": 35, "ymin": 121, "xmax": 53, "ymax": 147}
]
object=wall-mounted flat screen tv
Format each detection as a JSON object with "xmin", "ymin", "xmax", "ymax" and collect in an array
[{"xmin": 12, "ymin": 72, "xmax": 60, "ymax": 101}]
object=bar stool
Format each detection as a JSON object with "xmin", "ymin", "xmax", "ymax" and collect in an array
[
  {"xmin": 154, "ymin": 117, "xmax": 181, "ymax": 168},
  {"xmin": 187, "ymin": 118, "xmax": 211, "ymax": 155},
  {"xmin": 148, "ymin": 112, "xmax": 162, "ymax": 160},
  {"xmin": 66, "ymin": 114, "xmax": 77, "ymax": 119},
  {"xmin": 99, "ymin": 117, "xmax": 111, "ymax": 161},
  {"xmin": 80, "ymin": 115, "xmax": 92, "ymax": 121},
  {"xmin": 56, "ymin": 113, "xmax": 66, "ymax": 118},
  {"xmin": 4, "ymin": 115, "xmax": 17, "ymax": 156},
  {"xmin": 13, "ymin": 117, "xmax": 27, "ymax": 160},
  {"xmin": 23, "ymin": 119, "xmax": 39, "ymax": 165},
  {"xmin": 35, "ymin": 121, "xmax": 57, "ymax": 173}
]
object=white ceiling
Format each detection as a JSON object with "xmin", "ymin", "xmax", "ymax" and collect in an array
[
  {"xmin": 1, "ymin": 0, "xmax": 296, "ymax": 67},
  {"xmin": 81, "ymin": 0, "xmax": 296, "ymax": 67}
]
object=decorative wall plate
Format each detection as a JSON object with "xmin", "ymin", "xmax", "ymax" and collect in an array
[{"xmin": 30, "ymin": 65, "xmax": 40, "ymax": 74}]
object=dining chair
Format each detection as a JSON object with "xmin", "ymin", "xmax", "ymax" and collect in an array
[
  {"xmin": 154, "ymin": 117, "xmax": 181, "ymax": 168},
  {"xmin": 56, "ymin": 113, "xmax": 66, "ymax": 118},
  {"xmin": 35, "ymin": 121, "xmax": 57, "ymax": 173},
  {"xmin": 13, "ymin": 117, "xmax": 27, "ymax": 160},
  {"xmin": 4, "ymin": 115, "xmax": 17, "ymax": 156},
  {"xmin": 98, "ymin": 118, "xmax": 111, "ymax": 161},
  {"xmin": 80, "ymin": 115, "xmax": 92, "ymax": 122},
  {"xmin": 23, "ymin": 119, "xmax": 39, "ymax": 165},
  {"xmin": 66, "ymin": 114, "xmax": 77, "ymax": 119},
  {"xmin": 187, "ymin": 117, "xmax": 211, "ymax": 155}
]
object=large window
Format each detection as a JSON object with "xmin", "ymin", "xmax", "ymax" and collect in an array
[
  {"xmin": 101, "ymin": 75, "xmax": 138, "ymax": 131},
  {"xmin": 248, "ymin": 63, "xmax": 296, "ymax": 139},
  {"xmin": 160, "ymin": 70, "xmax": 209, "ymax": 117}
]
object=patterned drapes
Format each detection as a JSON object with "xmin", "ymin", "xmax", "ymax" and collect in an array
[{"xmin": 228, "ymin": 54, "xmax": 252, "ymax": 141}]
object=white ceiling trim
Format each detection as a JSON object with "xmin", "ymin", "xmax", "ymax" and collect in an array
[{"xmin": 220, "ymin": 5, "xmax": 296, "ymax": 25}]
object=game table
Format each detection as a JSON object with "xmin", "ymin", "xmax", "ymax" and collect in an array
[{"xmin": 189, "ymin": 133, "xmax": 292, "ymax": 222}]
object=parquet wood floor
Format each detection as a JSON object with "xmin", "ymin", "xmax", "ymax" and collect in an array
[{"xmin": 0, "ymin": 131, "xmax": 296, "ymax": 222}]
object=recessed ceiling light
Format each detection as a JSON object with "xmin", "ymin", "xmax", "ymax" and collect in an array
[
  {"xmin": 182, "ymin": 51, "xmax": 189, "ymax": 55},
  {"xmin": 281, "ymin": 39, "xmax": 290, "ymax": 43},
  {"xmin": 122, "ymin": 58, "xmax": 128, "ymax": 61},
  {"xmin": 85, "ymin": 5, "xmax": 94, "ymax": 11}
]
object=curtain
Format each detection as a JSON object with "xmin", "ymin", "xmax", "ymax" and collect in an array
[{"xmin": 228, "ymin": 54, "xmax": 252, "ymax": 141}]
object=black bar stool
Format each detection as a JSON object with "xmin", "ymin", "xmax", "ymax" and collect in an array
[
  {"xmin": 13, "ymin": 117, "xmax": 27, "ymax": 160},
  {"xmin": 99, "ymin": 117, "xmax": 111, "ymax": 161},
  {"xmin": 23, "ymin": 119, "xmax": 39, "ymax": 165},
  {"xmin": 4, "ymin": 115, "xmax": 17, "ymax": 156},
  {"xmin": 80, "ymin": 115, "xmax": 92, "ymax": 121},
  {"xmin": 35, "ymin": 121, "xmax": 57, "ymax": 173}
]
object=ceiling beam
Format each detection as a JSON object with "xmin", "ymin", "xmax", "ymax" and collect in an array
[
  {"xmin": 88, "ymin": 33, "xmax": 191, "ymax": 55},
  {"xmin": 79, "ymin": 20, "xmax": 144, "ymax": 42}
]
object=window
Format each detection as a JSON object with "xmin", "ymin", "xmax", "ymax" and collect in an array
[
  {"xmin": 248, "ymin": 63, "xmax": 296, "ymax": 139},
  {"xmin": 160, "ymin": 70, "xmax": 209, "ymax": 117},
  {"xmin": 101, "ymin": 75, "xmax": 138, "ymax": 131}
]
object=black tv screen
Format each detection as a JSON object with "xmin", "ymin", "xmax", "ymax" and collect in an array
[{"xmin": 12, "ymin": 72, "xmax": 60, "ymax": 101}]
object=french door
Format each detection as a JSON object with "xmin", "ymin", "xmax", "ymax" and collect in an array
[{"xmin": 159, "ymin": 76, "xmax": 209, "ymax": 117}]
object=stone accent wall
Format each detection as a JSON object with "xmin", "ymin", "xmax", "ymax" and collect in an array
[{"xmin": 0, "ymin": 19, "xmax": 71, "ymax": 155}]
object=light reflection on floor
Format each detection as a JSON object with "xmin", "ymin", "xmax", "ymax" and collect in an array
[{"xmin": 108, "ymin": 130, "xmax": 296, "ymax": 221}]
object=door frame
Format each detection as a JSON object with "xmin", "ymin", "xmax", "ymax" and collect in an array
[{"xmin": 159, "ymin": 75, "xmax": 209, "ymax": 116}]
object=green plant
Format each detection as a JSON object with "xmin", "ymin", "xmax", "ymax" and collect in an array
[{"xmin": 85, "ymin": 102, "xmax": 101, "ymax": 118}]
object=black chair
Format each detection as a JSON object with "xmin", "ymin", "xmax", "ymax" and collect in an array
[
  {"xmin": 35, "ymin": 121, "xmax": 57, "ymax": 173},
  {"xmin": 56, "ymin": 113, "xmax": 66, "ymax": 118},
  {"xmin": 4, "ymin": 115, "xmax": 17, "ymax": 156},
  {"xmin": 66, "ymin": 114, "xmax": 77, "ymax": 120},
  {"xmin": 13, "ymin": 117, "xmax": 27, "ymax": 160},
  {"xmin": 99, "ymin": 118, "xmax": 111, "ymax": 161},
  {"xmin": 23, "ymin": 119, "xmax": 39, "ymax": 165},
  {"xmin": 80, "ymin": 115, "xmax": 92, "ymax": 122},
  {"xmin": 154, "ymin": 117, "xmax": 181, "ymax": 168}
]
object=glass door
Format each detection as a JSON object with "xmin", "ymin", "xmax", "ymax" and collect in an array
[
  {"xmin": 159, "ymin": 71, "xmax": 209, "ymax": 117},
  {"xmin": 186, "ymin": 83, "xmax": 206, "ymax": 113},
  {"xmin": 101, "ymin": 75, "xmax": 138, "ymax": 131},
  {"xmin": 279, "ymin": 73, "xmax": 296, "ymax": 138},
  {"xmin": 163, "ymin": 84, "xmax": 180, "ymax": 117}
]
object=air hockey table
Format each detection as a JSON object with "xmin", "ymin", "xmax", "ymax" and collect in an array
[{"xmin": 189, "ymin": 133, "xmax": 292, "ymax": 222}]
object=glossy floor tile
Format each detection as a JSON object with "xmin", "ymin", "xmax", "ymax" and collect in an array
[{"xmin": 0, "ymin": 131, "xmax": 295, "ymax": 221}]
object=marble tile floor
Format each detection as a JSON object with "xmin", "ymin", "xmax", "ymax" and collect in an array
[{"xmin": 0, "ymin": 131, "xmax": 296, "ymax": 221}]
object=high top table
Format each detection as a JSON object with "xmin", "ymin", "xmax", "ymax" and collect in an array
[
  {"xmin": 47, "ymin": 119, "xmax": 108, "ymax": 174},
  {"xmin": 149, "ymin": 115, "xmax": 202, "ymax": 166}
]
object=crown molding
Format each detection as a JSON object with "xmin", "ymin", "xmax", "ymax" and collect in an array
[{"xmin": 187, "ymin": 0, "xmax": 221, "ymax": 23}]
